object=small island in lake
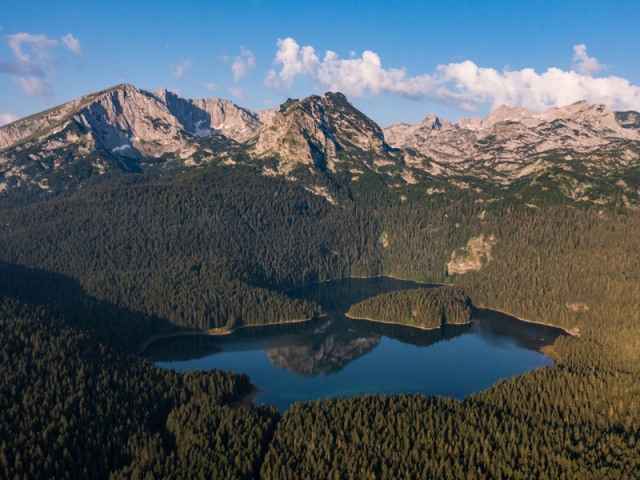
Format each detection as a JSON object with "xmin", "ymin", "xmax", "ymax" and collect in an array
[{"xmin": 347, "ymin": 287, "xmax": 472, "ymax": 329}]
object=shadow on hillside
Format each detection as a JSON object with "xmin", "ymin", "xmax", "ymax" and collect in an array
[{"xmin": 0, "ymin": 261, "xmax": 180, "ymax": 354}]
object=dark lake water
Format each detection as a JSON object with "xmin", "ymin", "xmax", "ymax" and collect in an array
[{"xmin": 144, "ymin": 277, "xmax": 567, "ymax": 412}]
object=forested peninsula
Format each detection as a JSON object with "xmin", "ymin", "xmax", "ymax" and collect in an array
[{"xmin": 347, "ymin": 287, "xmax": 472, "ymax": 328}]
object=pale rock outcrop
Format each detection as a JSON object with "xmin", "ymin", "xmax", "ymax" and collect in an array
[
  {"xmin": 254, "ymin": 92, "xmax": 392, "ymax": 173},
  {"xmin": 0, "ymin": 93, "xmax": 97, "ymax": 149},
  {"xmin": 383, "ymin": 100, "xmax": 640, "ymax": 181},
  {"xmin": 447, "ymin": 234, "xmax": 497, "ymax": 275},
  {"xmin": 0, "ymin": 84, "xmax": 273, "ymax": 158},
  {"xmin": 154, "ymin": 89, "xmax": 272, "ymax": 143}
]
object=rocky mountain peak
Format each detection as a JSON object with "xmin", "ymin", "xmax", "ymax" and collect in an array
[
  {"xmin": 456, "ymin": 100, "xmax": 630, "ymax": 136},
  {"xmin": 383, "ymin": 113, "xmax": 453, "ymax": 151},
  {"xmin": 0, "ymin": 84, "xmax": 274, "ymax": 160},
  {"xmin": 253, "ymin": 91, "xmax": 392, "ymax": 173}
]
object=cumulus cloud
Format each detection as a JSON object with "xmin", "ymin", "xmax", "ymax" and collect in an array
[
  {"xmin": 61, "ymin": 33, "xmax": 83, "ymax": 56},
  {"xmin": 12, "ymin": 77, "xmax": 53, "ymax": 98},
  {"xmin": 265, "ymin": 99, "xmax": 277, "ymax": 108},
  {"xmin": 231, "ymin": 46, "xmax": 255, "ymax": 81},
  {"xmin": 435, "ymin": 61, "xmax": 640, "ymax": 112},
  {"xmin": 173, "ymin": 58, "xmax": 195, "ymax": 80},
  {"xmin": 0, "ymin": 113, "xmax": 19, "ymax": 126},
  {"xmin": 264, "ymin": 38, "xmax": 433, "ymax": 98},
  {"xmin": 203, "ymin": 83, "xmax": 217, "ymax": 90},
  {"xmin": 228, "ymin": 87, "xmax": 250, "ymax": 101},
  {"xmin": 572, "ymin": 44, "xmax": 602, "ymax": 76},
  {"xmin": 265, "ymin": 38, "xmax": 640, "ymax": 112}
]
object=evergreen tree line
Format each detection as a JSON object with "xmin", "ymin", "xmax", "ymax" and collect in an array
[
  {"xmin": 347, "ymin": 287, "xmax": 472, "ymax": 328},
  {"xmin": 0, "ymin": 262, "xmax": 279, "ymax": 480},
  {"xmin": 261, "ymin": 338, "xmax": 639, "ymax": 480},
  {"xmin": 1, "ymin": 165, "xmax": 639, "ymax": 478}
]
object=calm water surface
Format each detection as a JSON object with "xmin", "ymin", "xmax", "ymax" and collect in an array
[{"xmin": 145, "ymin": 277, "xmax": 566, "ymax": 412}]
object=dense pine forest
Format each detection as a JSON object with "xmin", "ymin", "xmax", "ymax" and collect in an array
[
  {"xmin": 1, "ymin": 163, "xmax": 639, "ymax": 478},
  {"xmin": 347, "ymin": 287, "xmax": 472, "ymax": 328}
]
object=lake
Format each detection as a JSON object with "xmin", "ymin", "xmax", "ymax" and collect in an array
[{"xmin": 144, "ymin": 277, "xmax": 567, "ymax": 412}]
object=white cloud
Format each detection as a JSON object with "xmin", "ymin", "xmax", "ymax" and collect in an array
[
  {"xmin": 227, "ymin": 87, "xmax": 250, "ymax": 101},
  {"xmin": 61, "ymin": 33, "xmax": 83, "ymax": 56},
  {"xmin": 231, "ymin": 46, "xmax": 255, "ymax": 81},
  {"xmin": 8, "ymin": 33, "xmax": 58, "ymax": 63},
  {"xmin": 12, "ymin": 77, "xmax": 53, "ymax": 98},
  {"xmin": 0, "ymin": 113, "xmax": 19, "ymax": 126},
  {"xmin": 435, "ymin": 60, "xmax": 639, "ymax": 112},
  {"xmin": 264, "ymin": 38, "xmax": 434, "ymax": 98},
  {"xmin": 0, "ymin": 33, "xmax": 59, "ymax": 77},
  {"xmin": 265, "ymin": 38, "xmax": 640, "ymax": 112},
  {"xmin": 265, "ymin": 99, "xmax": 277, "ymax": 108},
  {"xmin": 572, "ymin": 44, "xmax": 602, "ymax": 76},
  {"xmin": 204, "ymin": 83, "xmax": 217, "ymax": 90},
  {"xmin": 220, "ymin": 55, "xmax": 230, "ymax": 62},
  {"xmin": 173, "ymin": 58, "xmax": 195, "ymax": 80},
  {"xmin": 1, "ymin": 32, "xmax": 83, "ymax": 99}
]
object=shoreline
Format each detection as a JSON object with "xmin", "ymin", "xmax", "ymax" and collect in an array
[
  {"xmin": 283, "ymin": 274, "xmax": 451, "ymax": 292},
  {"xmin": 137, "ymin": 314, "xmax": 324, "ymax": 355},
  {"xmin": 474, "ymin": 305, "xmax": 579, "ymax": 337},
  {"xmin": 288, "ymin": 274, "xmax": 577, "ymax": 338},
  {"xmin": 345, "ymin": 313, "xmax": 471, "ymax": 331},
  {"xmin": 233, "ymin": 383, "xmax": 264, "ymax": 410},
  {"xmin": 138, "ymin": 274, "xmax": 578, "ymax": 355}
]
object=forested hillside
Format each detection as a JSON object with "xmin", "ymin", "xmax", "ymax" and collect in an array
[
  {"xmin": 1, "ymin": 158, "xmax": 639, "ymax": 478},
  {"xmin": 0, "ymin": 262, "xmax": 280, "ymax": 480},
  {"xmin": 262, "ymin": 337, "xmax": 640, "ymax": 479},
  {"xmin": 347, "ymin": 287, "xmax": 472, "ymax": 328}
]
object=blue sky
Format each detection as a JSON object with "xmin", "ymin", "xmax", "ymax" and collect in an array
[{"xmin": 2, "ymin": 0, "xmax": 640, "ymax": 127}]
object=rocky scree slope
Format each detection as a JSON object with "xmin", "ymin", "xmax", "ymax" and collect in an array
[
  {"xmin": 384, "ymin": 101, "xmax": 640, "ymax": 180},
  {"xmin": 0, "ymin": 84, "xmax": 272, "ymax": 198}
]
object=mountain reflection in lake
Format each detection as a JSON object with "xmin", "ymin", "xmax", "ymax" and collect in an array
[{"xmin": 145, "ymin": 277, "xmax": 567, "ymax": 412}]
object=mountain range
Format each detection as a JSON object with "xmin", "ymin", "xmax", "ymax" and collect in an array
[{"xmin": 2, "ymin": 83, "xmax": 640, "ymax": 208}]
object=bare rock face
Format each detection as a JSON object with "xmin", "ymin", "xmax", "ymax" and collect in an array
[
  {"xmin": 3, "ymin": 84, "xmax": 640, "ymax": 209},
  {"xmin": 72, "ymin": 85, "xmax": 190, "ymax": 159},
  {"xmin": 0, "ymin": 93, "xmax": 101, "ymax": 150},
  {"xmin": 447, "ymin": 234, "xmax": 497, "ymax": 275},
  {"xmin": 253, "ymin": 92, "xmax": 394, "ymax": 173},
  {"xmin": 0, "ymin": 84, "xmax": 274, "ymax": 193},
  {"xmin": 457, "ymin": 101, "xmax": 633, "ymax": 136},
  {"xmin": 384, "ymin": 113, "xmax": 453, "ymax": 148},
  {"xmin": 383, "ymin": 100, "xmax": 640, "ymax": 181},
  {"xmin": 154, "ymin": 89, "xmax": 270, "ymax": 143},
  {"xmin": 0, "ymin": 84, "xmax": 273, "ymax": 159}
]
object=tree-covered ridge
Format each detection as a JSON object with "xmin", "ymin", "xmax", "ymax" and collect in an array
[
  {"xmin": 0, "ymin": 260, "xmax": 284, "ymax": 480},
  {"xmin": 2, "ymin": 165, "xmax": 640, "ymax": 359},
  {"xmin": 261, "ymin": 338, "xmax": 640, "ymax": 480},
  {"xmin": 1, "ymin": 160, "xmax": 640, "ymax": 477},
  {"xmin": 347, "ymin": 287, "xmax": 472, "ymax": 328},
  {"xmin": 0, "ymin": 168, "xmax": 333, "ymax": 330},
  {"xmin": 120, "ymin": 402, "xmax": 280, "ymax": 480}
]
